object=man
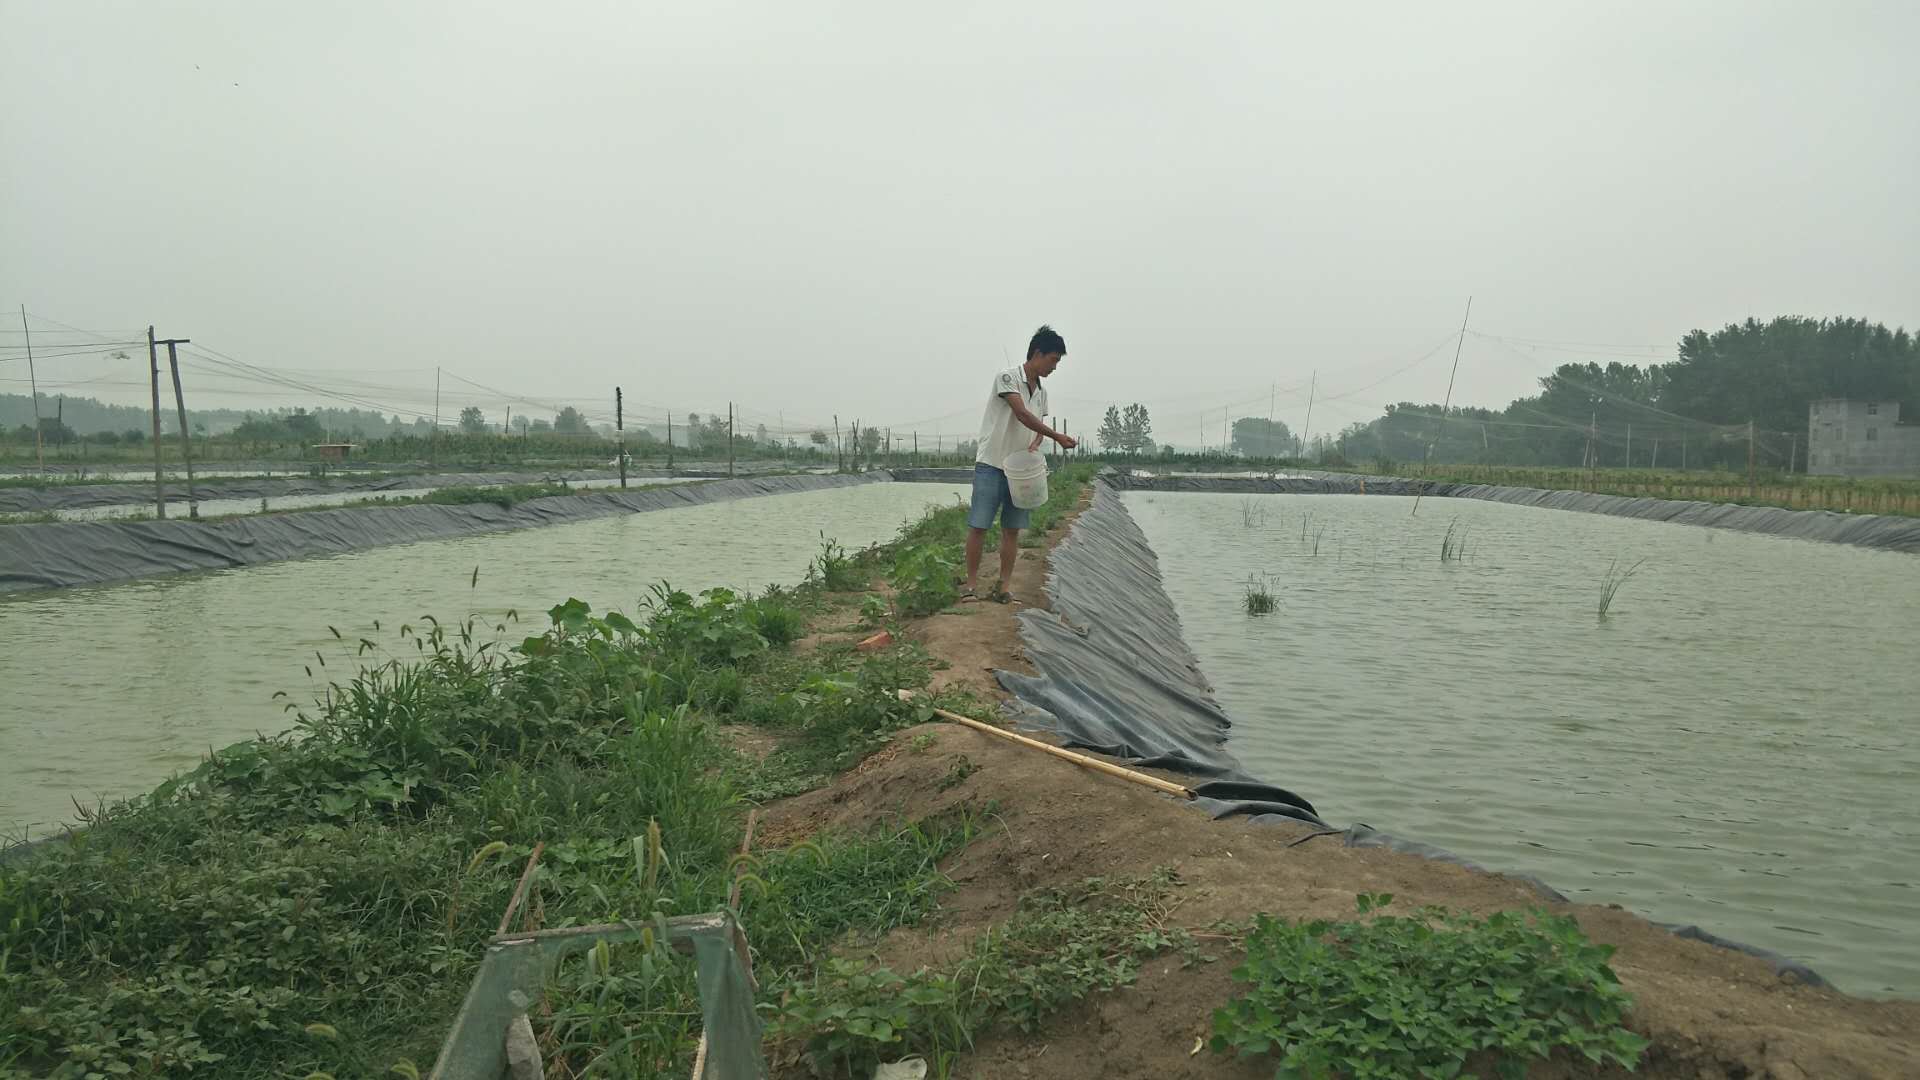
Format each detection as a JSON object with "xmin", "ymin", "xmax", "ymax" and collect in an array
[{"xmin": 964, "ymin": 324, "xmax": 1078, "ymax": 602}]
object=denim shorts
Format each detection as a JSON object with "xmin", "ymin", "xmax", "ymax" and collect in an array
[{"xmin": 968, "ymin": 463, "xmax": 1031, "ymax": 530}]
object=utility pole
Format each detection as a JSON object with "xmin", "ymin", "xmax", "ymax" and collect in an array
[
  {"xmin": 1651, "ymin": 439, "xmax": 1660, "ymax": 470},
  {"xmin": 913, "ymin": 431, "xmax": 918, "ymax": 464},
  {"xmin": 1747, "ymin": 420, "xmax": 1756, "ymax": 497},
  {"xmin": 147, "ymin": 327, "xmax": 167, "ymax": 518},
  {"xmin": 833, "ymin": 415, "xmax": 842, "ymax": 471},
  {"xmin": 728, "ymin": 402, "xmax": 735, "ymax": 478},
  {"xmin": 615, "ymin": 387, "xmax": 627, "ymax": 489},
  {"xmin": 1625, "ymin": 423, "xmax": 1632, "ymax": 469},
  {"xmin": 1303, "ymin": 371, "xmax": 1318, "ymax": 462},
  {"xmin": 20, "ymin": 307, "xmax": 44, "ymax": 475},
  {"xmin": 431, "ymin": 367, "xmax": 441, "ymax": 467},
  {"xmin": 158, "ymin": 336, "xmax": 197, "ymax": 518},
  {"xmin": 667, "ymin": 412, "xmax": 675, "ymax": 471},
  {"xmin": 1788, "ymin": 432, "xmax": 1797, "ymax": 476}
]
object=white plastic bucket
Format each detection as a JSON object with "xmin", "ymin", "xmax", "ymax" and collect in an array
[{"xmin": 1003, "ymin": 449, "xmax": 1049, "ymax": 509}]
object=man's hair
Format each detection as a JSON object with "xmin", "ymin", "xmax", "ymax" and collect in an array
[{"xmin": 1027, "ymin": 325, "xmax": 1066, "ymax": 359}]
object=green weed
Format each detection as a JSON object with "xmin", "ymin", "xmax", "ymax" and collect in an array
[
  {"xmin": 1597, "ymin": 557, "xmax": 1646, "ymax": 618},
  {"xmin": 1210, "ymin": 893, "xmax": 1649, "ymax": 1079},
  {"xmin": 772, "ymin": 870, "xmax": 1201, "ymax": 1077},
  {"xmin": 810, "ymin": 535, "xmax": 864, "ymax": 591},
  {"xmin": 1244, "ymin": 575, "xmax": 1276, "ymax": 616}
]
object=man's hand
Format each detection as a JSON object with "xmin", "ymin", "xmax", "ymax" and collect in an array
[{"xmin": 1053, "ymin": 433, "xmax": 1078, "ymax": 450}]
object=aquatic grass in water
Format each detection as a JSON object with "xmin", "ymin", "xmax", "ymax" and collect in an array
[
  {"xmin": 1243, "ymin": 574, "xmax": 1276, "ymax": 616},
  {"xmin": 1597, "ymin": 557, "xmax": 1645, "ymax": 618},
  {"xmin": 1440, "ymin": 519, "xmax": 1469, "ymax": 563}
]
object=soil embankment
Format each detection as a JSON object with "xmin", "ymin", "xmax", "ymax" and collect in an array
[{"xmin": 763, "ymin": 486, "xmax": 1920, "ymax": 1078}]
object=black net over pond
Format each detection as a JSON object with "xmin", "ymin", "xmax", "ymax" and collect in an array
[
  {"xmin": 996, "ymin": 477, "xmax": 1831, "ymax": 987},
  {"xmin": 1106, "ymin": 470, "xmax": 1920, "ymax": 554},
  {"xmin": 0, "ymin": 469, "xmax": 977, "ymax": 594}
]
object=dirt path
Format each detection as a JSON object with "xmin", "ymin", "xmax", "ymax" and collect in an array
[{"xmin": 761, "ymin": 493, "xmax": 1920, "ymax": 1079}]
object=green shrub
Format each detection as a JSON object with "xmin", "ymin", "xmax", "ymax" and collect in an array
[
  {"xmin": 745, "ymin": 596, "xmax": 808, "ymax": 646},
  {"xmin": 890, "ymin": 542, "xmax": 959, "ymax": 616},
  {"xmin": 810, "ymin": 535, "xmax": 864, "ymax": 591},
  {"xmin": 1211, "ymin": 894, "xmax": 1649, "ymax": 1080}
]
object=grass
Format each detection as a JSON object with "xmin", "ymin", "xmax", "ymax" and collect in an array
[
  {"xmin": 1597, "ymin": 557, "xmax": 1646, "ymax": 618},
  {"xmin": 1348, "ymin": 461, "xmax": 1920, "ymax": 518},
  {"xmin": 770, "ymin": 869, "xmax": 1207, "ymax": 1078},
  {"xmin": 1243, "ymin": 574, "xmax": 1276, "ymax": 615},
  {"xmin": 1440, "ymin": 518, "xmax": 1469, "ymax": 562}
]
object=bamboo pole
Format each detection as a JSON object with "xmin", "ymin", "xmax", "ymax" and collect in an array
[
  {"xmin": 495, "ymin": 842, "xmax": 545, "ymax": 937},
  {"xmin": 899, "ymin": 692, "xmax": 1194, "ymax": 800}
]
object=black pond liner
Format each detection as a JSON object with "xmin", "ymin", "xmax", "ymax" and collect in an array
[
  {"xmin": 1105, "ymin": 470, "xmax": 1920, "ymax": 554},
  {"xmin": 0, "ymin": 469, "xmax": 978, "ymax": 595},
  {"xmin": 0, "ymin": 461, "xmax": 839, "ymax": 514},
  {"xmin": 996, "ymin": 476, "xmax": 1832, "ymax": 987}
]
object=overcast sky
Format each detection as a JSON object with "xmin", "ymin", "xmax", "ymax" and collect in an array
[{"xmin": 4, "ymin": 1, "xmax": 1916, "ymax": 446}]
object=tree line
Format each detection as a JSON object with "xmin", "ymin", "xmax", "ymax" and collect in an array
[{"xmin": 1325, "ymin": 316, "xmax": 1917, "ymax": 471}]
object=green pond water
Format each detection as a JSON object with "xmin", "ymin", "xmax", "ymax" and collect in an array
[
  {"xmin": 0, "ymin": 483, "xmax": 966, "ymax": 836},
  {"xmin": 1125, "ymin": 491, "xmax": 1919, "ymax": 997}
]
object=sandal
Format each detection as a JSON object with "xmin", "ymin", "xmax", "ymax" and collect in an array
[
  {"xmin": 959, "ymin": 587, "xmax": 981, "ymax": 603},
  {"xmin": 987, "ymin": 588, "xmax": 1014, "ymax": 604}
]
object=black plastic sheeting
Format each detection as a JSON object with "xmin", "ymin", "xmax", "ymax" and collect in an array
[
  {"xmin": 996, "ymin": 478, "xmax": 1829, "ymax": 986},
  {"xmin": 1108, "ymin": 470, "xmax": 1920, "ymax": 554},
  {"xmin": 0, "ymin": 470, "xmax": 970, "ymax": 595},
  {"xmin": 0, "ymin": 463, "xmax": 834, "ymax": 514}
]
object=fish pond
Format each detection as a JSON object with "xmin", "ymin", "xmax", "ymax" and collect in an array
[
  {"xmin": 1126, "ymin": 490, "xmax": 1920, "ymax": 997},
  {"xmin": 0, "ymin": 482, "xmax": 965, "ymax": 834}
]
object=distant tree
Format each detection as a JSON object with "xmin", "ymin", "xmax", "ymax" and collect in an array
[
  {"xmin": 1097, "ymin": 406, "xmax": 1126, "ymax": 451},
  {"xmin": 458, "ymin": 406, "xmax": 487, "ymax": 434},
  {"xmin": 809, "ymin": 429, "xmax": 828, "ymax": 447},
  {"xmin": 553, "ymin": 407, "xmax": 591, "ymax": 435},
  {"xmin": 1231, "ymin": 417, "xmax": 1293, "ymax": 457},
  {"xmin": 284, "ymin": 408, "xmax": 324, "ymax": 442},
  {"xmin": 122, "ymin": 428, "xmax": 145, "ymax": 445},
  {"xmin": 37, "ymin": 417, "xmax": 77, "ymax": 445},
  {"xmin": 754, "ymin": 423, "xmax": 769, "ymax": 446},
  {"xmin": 860, "ymin": 426, "xmax": 883, "ymax": 455},
  {"xmin": 1120, "ymin": 404, "xmax": 1153, "ymax": 454},
  {"xmin": 513, "ymin": 415, "xmax": 530, "ymax": 435}
]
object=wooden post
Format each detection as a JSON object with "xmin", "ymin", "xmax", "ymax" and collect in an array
[
  {"xmin": 1625, "ymin": 423, "xmax": 1632, "ymax": 469},
  {"xmin": 1747, "ymin": 420, "xmax": 1756, "ymax": 497},
  {"xmin": 161, "ymin": 338, "xmax": 197, "ymax": 518},
  {"xmin": 833, "ymin": 415, "xmax": 842, "ymax": 472},
  {"xmin": 615, "ymin": 387, "xmax": 626, "ymax": 488},
  {"xmin": 667, "ymin": 412, "xmax": 674, "ymax": 471},
  {"xmin": 1650, "ymin": 438, "xmax": 1660, "ymax": 470},
  {"xmin": 1788, "ymin": 432, "xmax": 1797, "ymax": 476},
  {"xmin": 913, "ymin": 430, "xmax": 918, "ymax": 465},
  {"xmin": 727, "ymin": 402, "xmax": 735, "ymax": 478},
  {"xmin": 431, "ymin": 367, "xmax": 441, "ymax": 467},
  {"xmin": 147, "ymin": 326, "xmax": 167, "ymax": 518}
]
